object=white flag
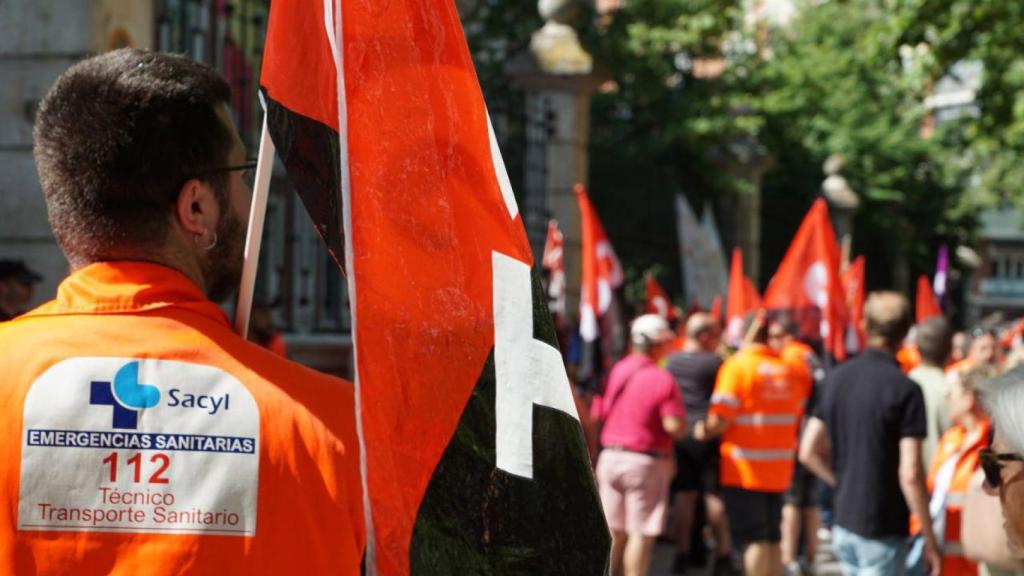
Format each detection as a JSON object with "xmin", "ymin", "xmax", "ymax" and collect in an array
[{"xmin": 676, "ymin": 195, "xmax": 727, "ymax": 309}]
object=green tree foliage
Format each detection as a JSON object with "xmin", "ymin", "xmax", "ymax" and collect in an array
[
  {"xmin": 466, "ymin": 0, "xmax": 990, "ymax": 307},
  {"xmin": 893, "ymin": 0, "xmax": 1024, "ymax": 209},
  {"xmin": 758, "ymin": 0, "xmax": 972, "ymax": 289},
  {"xmin": 578, "ymin": 0, "xmax": 761, "ymax": 300}
]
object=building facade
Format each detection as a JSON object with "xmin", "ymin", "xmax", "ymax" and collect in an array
[{"xmin": 0, "ymin": 0, "xmax": 352, "ymax": 375}]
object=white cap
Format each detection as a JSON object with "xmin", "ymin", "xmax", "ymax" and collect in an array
[{"xmin": 631, "ymin": 314, "xmax": 673, "ymax": 346}]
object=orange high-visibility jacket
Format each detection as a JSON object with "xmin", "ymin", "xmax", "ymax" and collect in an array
[
  {"xmin": 709, "ymin": 344, "xmax": 811, "ymax": 492},
  {"xmin": 911, "ymin": 420, "xmax": 991, "ymax": 576},
  {"xmin": 0, "ymin": 262, "xmax": 365, "ymax": 575}
]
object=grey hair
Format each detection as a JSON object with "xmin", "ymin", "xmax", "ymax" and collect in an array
[{"xmin": 981, "ymin": 366, "xmax": 1024, "ymax": 454}]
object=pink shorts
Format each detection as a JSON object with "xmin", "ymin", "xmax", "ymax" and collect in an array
[{"xmin": 596, "ymin": 449, "xmax": 675, "ymax": 536}]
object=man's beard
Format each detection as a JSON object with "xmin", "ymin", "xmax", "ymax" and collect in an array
[{"xmin": 203, "ymin": 208, "xmax": 246, "ymax": 303}]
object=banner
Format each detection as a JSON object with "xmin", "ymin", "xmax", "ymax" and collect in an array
[
  {"xmin": 675, "ymin": 195, "xmax": 726, "ymax": 309},
  {"xmin": 701, "ymin": 202, "xmax": 729, "ymax": 298},
  {"xmin": 261, "ymin": 2, "xmax": 610, "ymax": 574}
]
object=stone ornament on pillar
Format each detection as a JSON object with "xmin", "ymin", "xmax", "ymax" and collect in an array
[{"xmin": 532, "ymin": 0, "xmax": 593, "ymax": 74}]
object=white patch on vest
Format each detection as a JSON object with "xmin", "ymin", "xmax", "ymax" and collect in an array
[{"xmin": 18, "ymin": 357, "xmax": 260, "ymax": 536}]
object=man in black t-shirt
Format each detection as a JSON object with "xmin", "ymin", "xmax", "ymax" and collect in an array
[
  {"xmin": 665, "ymin": 313, "xmax": 731, "ymax": 575},
  {"xmin": 799, "ymin": 292, "xmax": 940, "ymax": 576}
]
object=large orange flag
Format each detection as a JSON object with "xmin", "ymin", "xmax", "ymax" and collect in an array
[
  {"xmin": 842, "ymin": 256, "xmax": 866, "ymax": 353},
  {"xmin": 764, "ymin": 198, "xmax": 849, "ymax": 359},
  {"xmin": 645, "ymin": 272, "xmax": 677, "ymax": 321},
  {"xmin": 726, "ymin": 248, "xmax": 761, "ymax": 347},
  {"xmin": 261, "ymin": 2, "xmax": 609, "ymax": 574},
  {"xmin": 916, "ymin": 274, "xmax": 943, "ymax": 323},
  {"xmin": 577, "ymin": 184, "xmax": 624, "ymax": 343}
]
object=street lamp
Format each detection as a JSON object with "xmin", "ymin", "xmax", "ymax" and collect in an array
[{"xmin": 822, "ymin": 154, "xmax": 860, "ymax": 263}]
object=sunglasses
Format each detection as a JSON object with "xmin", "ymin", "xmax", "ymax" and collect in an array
[{"xmin": 979, "ymin": 448, "xmax": 1024, "ymax": 488}]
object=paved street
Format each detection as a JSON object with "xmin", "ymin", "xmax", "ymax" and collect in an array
[{"xmin": 648, "ymin": 537, "xmax": 842, "ymax": 576}]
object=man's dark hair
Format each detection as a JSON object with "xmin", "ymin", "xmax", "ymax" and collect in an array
[
  {"xmin": 916, "ymin": 316, "xmax": 953, "ymax": 366},
  {"xmin": 34, "ymin": 49, "xmax": 232, "ymax": 265}
]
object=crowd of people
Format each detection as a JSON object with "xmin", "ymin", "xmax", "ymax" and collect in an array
[{"xmin": 590, "ymin": 295, "xmax": 1024, "ymax": 576}]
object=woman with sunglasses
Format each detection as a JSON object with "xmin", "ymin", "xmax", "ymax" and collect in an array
[
  {"xmin": 909, "ymin": 365, "xmax": 998, "ymax": 576},
  {"xmin": 981, "ymin": 367, "xmax": 1024, "ymax": 559}
]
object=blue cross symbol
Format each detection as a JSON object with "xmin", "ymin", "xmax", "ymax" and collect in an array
[{"xmin": 90, "ymin": 362, "xmax": 161, "ymax": 430}]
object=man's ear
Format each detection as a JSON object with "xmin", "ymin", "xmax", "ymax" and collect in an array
[{"xmin": 174, "ymin": 178, "xmax": 220, "ymax": 238}]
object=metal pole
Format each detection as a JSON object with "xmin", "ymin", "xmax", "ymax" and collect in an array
[{"xmin": 234, "ymin": 116, "xmax": 275, "ymax": 337}]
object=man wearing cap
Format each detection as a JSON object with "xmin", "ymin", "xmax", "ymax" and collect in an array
[
  {"xmin": 593, "ymin": 313, "xmax": 687, "ymax": 576},
  {"xmin": 0, "ymin": 260, "xmax": 43, "ymax": 321}
]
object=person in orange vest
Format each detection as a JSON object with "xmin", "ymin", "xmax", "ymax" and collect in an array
[
  {"xmin": 695, "ymin": 312, "xmax": 812, "ymax": 576},
  {"xmin": 768, "ymin": 314, "xmax": 824, "ymax": 576},
  {"xmin": 907, "ymin": 365, "xmax": 997, "ymax": 576},
  {"xmin": 0, "ymin": 49, "xmax": 364, "ymax": 574}
]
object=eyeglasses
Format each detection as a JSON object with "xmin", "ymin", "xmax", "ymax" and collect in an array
[
  {"xmin": 195, "ymin": 160, "xmax": 258, "ymax": 188},
  {"xmin": 979, "ymin": 448, "xmax": 1024, "ymax": 488}
]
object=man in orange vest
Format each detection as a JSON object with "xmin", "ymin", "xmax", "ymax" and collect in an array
[
  {"xmin": 0, "ymin": 49, "xmax": 364, "ymax": 574},
  {"xmin": 695, "ymin": 313, "xmax": 811, "ymax": 576},
  {"xmin": 908, "ymin": 365, "xmax": 996, "ymax": 576}
]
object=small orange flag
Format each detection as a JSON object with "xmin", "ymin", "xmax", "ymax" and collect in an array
[
  {"xmin": 842, "ymin": 256, "xmax": 866, "ymax": 352},
  {"xmin": 644, "ymin": 272, "xmax": 677, "ymax": 322},
  {"xmin": 726, "ymin": 248, "xmax": 762, "ymax": 347},
  {"xmin": 916, "ymin": 274, "xmax": 942, "ymax": 323}
]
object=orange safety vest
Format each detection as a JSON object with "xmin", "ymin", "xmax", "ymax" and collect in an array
[
  {"xmin": 0, "ymin": 262, "xmax": 365, "ymax": 575},
  {"xmin": 910, "ymin": 419, "xmax": 991, "ymax": 576},
  {"xmin": 709, "ymin": 344, "xmax": 812, "ymax": 492}
]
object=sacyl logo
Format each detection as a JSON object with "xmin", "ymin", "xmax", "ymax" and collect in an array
[{"xmin": 90, "ymin": 362, "xmax": 161, "ymax": 430}]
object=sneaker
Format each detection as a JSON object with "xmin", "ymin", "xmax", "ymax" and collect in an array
[
  {"xmin": 817, "ymin": 526, "xmax": 832, "ymax": 542},
  {"xmin": 783, "ymin": 561, "xmax": 802, "ymax": 576},
  {"xmin": 671, "ymin": 552, "xmax": 689, "ymax": 575}
]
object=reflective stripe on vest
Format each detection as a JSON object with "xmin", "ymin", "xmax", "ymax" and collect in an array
[
  {"xmin": 734, "ymin": 413, "xmax": 798, "ymax": 426},
  {"xmin": 728, "ymin": 447, "xmax": 795, "ymax": 461},
  {"xmin": 711, "ymin": 394, "xmax": 740, "ymax": 408}
]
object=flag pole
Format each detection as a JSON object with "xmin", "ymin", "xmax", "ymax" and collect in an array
[{"xmin": 234, "ymin": 116, "xmax": 276, "ymax": 337}]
